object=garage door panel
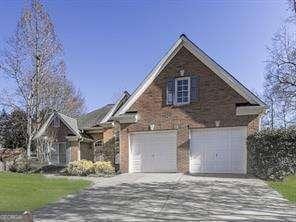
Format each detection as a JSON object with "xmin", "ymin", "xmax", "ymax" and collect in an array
[
  {"xmin": 129, "ymin": 131, "xmax": 177, "ymax": 173},
  {"xmin": 190, "ymin": 127, "xmax": 247, "ymax": 174},
  {"xmin": 204, "ymin": 150, "xmax": 217, "ymax": 162},
  {"xmin": 203, "ymin": 165, "xmax": 213, "ymax": 173},
  {"xmin": 231, "ymin": 150, "xmax": 243, "ymax": 159},
  {"xmin": 215, "ymin": 151, "xmax": 230, "ymax": 162},
  {"xmin": 130, "ymin": 142, "xmax": 142, "ymax": 172},
  {"xmin": 231, "ymin": 161, "xmax": 245, "ymax": 173}
]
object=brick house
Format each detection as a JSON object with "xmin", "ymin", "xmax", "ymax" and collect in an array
[
  {"xmin": 33, "ymin": 92, "xmax": 130, "ymax": 166},
  {"xmin": 114, "ymin": 35, "xmax": 266, "ymax": 174},
  {"xmin": 34, "ymin": 35, "xmax": 266, "ymax": 174}
]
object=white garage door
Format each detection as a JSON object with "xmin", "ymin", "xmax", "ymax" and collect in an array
[
  {"xmin": 190, "ymin": 127, "xmax": 247, "ymax": 174},
  {"xmin": 129, "ymin": 131, "xmax": 177, "ymax": 173}
]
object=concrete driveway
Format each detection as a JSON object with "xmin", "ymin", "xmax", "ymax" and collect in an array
[{"xmin": 35, "ymin": 173, "xmax": 296, "ymax": 221}]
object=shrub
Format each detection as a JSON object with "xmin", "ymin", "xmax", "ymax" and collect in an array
[
  {"xmin": 64, "ymin": 160, "xmax": 115, "ymax": 176},
  {"xmin": 0, "ymin": 148, "xmax": 30, "ymax": 173},
  {"xmin": 9, "ymin": 154, "xmax": 31, "ymax": 173},
  {"xmin": 93, "ymin": 161, "xmax": 115, "ymax": 175},
  {"xmin": 64, "ymin": 159, "xmax": 93, "ymax": 176},
  {"xmin": 247, "ymin": 128, "xmax": 296, "ymax": 180}
]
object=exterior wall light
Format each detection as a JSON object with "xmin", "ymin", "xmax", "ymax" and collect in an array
[{"xmin": 215, "ymin": 120, "xmax": 220, "ymax": 127}]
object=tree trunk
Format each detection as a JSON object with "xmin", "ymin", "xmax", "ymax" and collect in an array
[
  {"xmin": 27, "ymin": 116, "xmax": 32, "ymax": 158},
  {"xmin": 270, "ymin": 100, "xmax": 274, "ymax": 129}
]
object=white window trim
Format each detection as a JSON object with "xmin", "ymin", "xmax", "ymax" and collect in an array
[{"xmin": 174, "ymin": 76, "xmax": 190, "ymax": 106}]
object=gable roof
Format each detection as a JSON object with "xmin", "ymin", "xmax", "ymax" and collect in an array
[
  {"xmin": 77, "ymin": 104, "xmax": 114, "ymax": 129},
  {"xmin": 33, "ymin": 112, "xmax": 80, "ymax": 140},
  {"xmin": 116, "ymin": 34, "xmax": 266, "ymax": 116},
  {"xmin": 101, "ymin": 91, "xmax": 130, "ymax": 123},
  {"xmin": 34, "ymin": 96, "xmax": 131, "ymax": 140},
  {"xmin": 58, "ymin": 112, "xmax": 80, "ymax": 135}
]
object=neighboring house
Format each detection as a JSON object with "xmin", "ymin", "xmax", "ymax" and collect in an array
[
  {"xmin": 34, "ymin": 34, "xmax": 266, "ymax": 175},
  {"xmin": 114, "ymin": 34, "xmax": 266, "ymax": 174},
  {"xmin": 33, "ymin": 92, "xmax": 130, "ymax": 166}
]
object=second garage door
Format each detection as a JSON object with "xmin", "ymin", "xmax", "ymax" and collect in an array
[
  {"xmin": 129, "ymin": 131, "xmax": 177, "ymax": 173},
  {"xmin": 190, "ymin": 127, "xmax": 247, "ymax": 174}
]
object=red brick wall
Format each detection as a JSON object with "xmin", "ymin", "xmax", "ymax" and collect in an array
[
  {"xmin": 91, "ymin": 129, "xmax": 116, "ymax": 164},
  {"xmin": 120, "ymin": 47, "xmax": 260, "ymax": 173},
  {"xmin": 103, "ymin": 128, "xmax": 114, "ymax": 143},
  {"xmin": 247, "ymin": 116, "xmax": 260, "ymax": 135},
  {"xmin": 69, "ymin": 141, "xmax": 79, "ymax": 161},
  {"xmin": 120, "ymin": 124, "xmax": 130, "ymax": 172}
]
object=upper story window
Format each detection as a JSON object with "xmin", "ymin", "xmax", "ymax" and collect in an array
[
  {"xmin": 166, "ymin": 75, "xmax": 198, "ymax": 106},
  {"xmin": 175, "ymin": 77, "xmax": 190, "ymax": 105},
  {"xmin": 94, "ymin": 140, "xmax": 103, "ymax": 147},
  {"xmin": 53, "ymin": 116, "xmax": 60, "ymax": 128}
]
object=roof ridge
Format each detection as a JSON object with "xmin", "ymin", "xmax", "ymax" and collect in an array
[
  {"xmin": 116, "ymin": 35, "xmax": 266, "ymax": 116},
  {"xmin": 79, "ymin": 104, "xmax": 114, "ymax": 118},
  {"xmin": 77, "ymin": 104, "xmax": 115, "ymax": 129}
]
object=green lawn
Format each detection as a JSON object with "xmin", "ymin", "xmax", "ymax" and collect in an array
[
  {"xmin": 0, "ymin": 172, "xmax": 91, "ymax": 212},
  {"xmin": 268, "ymin": 175, "xmax": 296, "ymax": 203}
]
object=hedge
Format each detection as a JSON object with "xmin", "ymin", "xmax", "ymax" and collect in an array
[{"xmin": 247, "ymin": 128, "xmax": 296, "ymax": 180}]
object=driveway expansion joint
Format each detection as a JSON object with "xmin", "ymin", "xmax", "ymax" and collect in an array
[{"xmin": 158, "ymin": 174, "xmax": 183, "ymax": 215}]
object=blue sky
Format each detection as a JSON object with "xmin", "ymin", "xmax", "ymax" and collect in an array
[{"xmin": 0, "ymin": 0, "xmax": 288, "ymax": 112}]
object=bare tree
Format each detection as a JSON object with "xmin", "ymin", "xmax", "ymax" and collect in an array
[
  {"xmin": 262, "ymin": 1, "xmax": 296, "ymax": 129},
  {"xmin": 262, "ymin": 87, "xmax": 276, "ymax": 129},
  {"xmin": 0, "ymin": 0, "xmax": 85, "ymax": 158},
  {"xmin": 287, "ymin": 0, "xmax": 296, "ymax": 22},
  {"xmin": 264, "ymin": 26, "xmax": 296, "ymax": 128},
  {"xmin": 41, "ymin": 73, "xmax": 85, "ymax": 118},
  {"xmin": 37, "ymin": 123, "xmax": 58, "ymax": 164}
]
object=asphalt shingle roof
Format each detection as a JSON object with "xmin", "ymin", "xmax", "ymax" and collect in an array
[
  {"xmin": 58, "ymin": 113, "xmax": 80, "ymax": 135},
  {"xmin": 77, "ymin": 104, "xmax": 114, "ymax": 129}
]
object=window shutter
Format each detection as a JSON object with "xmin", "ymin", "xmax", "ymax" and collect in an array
[
  {"xmin": 166, "ymin": 78, "xmax": 175, "ymax": 105},
  {"xmin": 190, "ymin": 76, "xmax": 198, "ymax": 102}
]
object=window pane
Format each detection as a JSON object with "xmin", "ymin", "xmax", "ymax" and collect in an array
[
  {"xmin": 95, "ymin": 140, "xmax": 102, "ymax": 147},
  {"xmin": 175, "ymin": 77, "xmax": 190, "ymax": 105},
  {"xmin": 167, "ymin": 93, "xmax": 173, "ymax": 103}
]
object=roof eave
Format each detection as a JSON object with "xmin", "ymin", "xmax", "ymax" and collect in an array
[
  {"xmin": 116, "ymin": 35, "xmax": 266, "ymax": 116},
  {"xmin": 101, "ymin": 91, "xmax": 130, "ymax": 123}
]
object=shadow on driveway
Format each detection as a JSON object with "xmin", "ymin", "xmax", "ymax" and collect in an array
[{"xmin": 35, "ymin": 174, "xmax": 296, "ymax": 221}]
